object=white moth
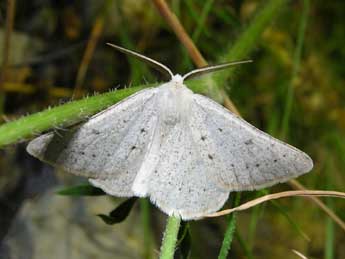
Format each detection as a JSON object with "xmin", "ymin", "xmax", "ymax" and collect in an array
[{"xmin": 27, "ymin": 44, "xmax": 313, "ymax": 220}]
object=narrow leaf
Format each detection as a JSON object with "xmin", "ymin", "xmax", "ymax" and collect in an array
[
  {"xmin": 57, "ymin": 184, "xmax": 105, "ymax": 196},
  {"xmin": 97, "ymin": 197, "xmax": 138, "ymax": 225}
]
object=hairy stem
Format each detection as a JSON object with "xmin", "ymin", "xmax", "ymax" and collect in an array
[{"xmin": 160, "ymin": 216, "xmax": 181, "ymax": 259}]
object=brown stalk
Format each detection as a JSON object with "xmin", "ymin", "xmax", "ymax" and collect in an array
[
  {"xmin": 152, "ymin": 0, "xmax": 207, "ymax": 67},
  {"xmin": 73, "ymin": 16, "xmax": 104, "ymax": 98},
  {"xmin": 151, "ymin": 0, "xmax": 241, "ymax": 115},
  {"xmin": 151, "ymin": 0, "xmax": 345, "ymax": 230},
  {"xmin": 0, "ymin": 0, "xmax": 16, "ymax": 108}
]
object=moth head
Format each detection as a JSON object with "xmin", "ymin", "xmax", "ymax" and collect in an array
[{"xmin": 171, "ymin": 74, "xmax": 184, "ymax": 85}]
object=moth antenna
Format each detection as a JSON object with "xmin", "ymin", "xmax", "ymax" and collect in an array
[
  {"xmin": 107, "ymin": 43, "xmax": 174, "ymax": 79},
  {"xmin": 182, "ymin": 60, "xmax": 253, "ymax": 80}
]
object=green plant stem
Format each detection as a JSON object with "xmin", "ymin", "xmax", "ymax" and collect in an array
[
  {"xmin": 218, "ymin": 214, "xmax": 237, "ymax": 259},
  {"xmin": 281, "ymin": 0, "xmax": 310, "ymax": 139},
  {"xmin": 0, "ymin": 86, "xmax": 145, "ymax": 147},
  {"xmin": 218, "ymin": 193, "xmax": 241, "ymax": 259},
  {"xmin": 160, "ymin": 216, "xmax": 181, "ymax": 259},
  {"xmin": 0, "ymin": 80, "xmax": 211, "ymax": 148}
]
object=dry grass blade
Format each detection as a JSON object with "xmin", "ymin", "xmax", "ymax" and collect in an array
[
  {"xmin": 292, "ymin": 249, "xmax": 309, "ymax": 259},
  {"xmin": 206, "ymin": 190, "xmax": 345, "ymax": 217}
]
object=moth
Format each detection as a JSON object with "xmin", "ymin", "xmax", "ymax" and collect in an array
[{"xmin": 27, "ymin": 44, "xmax": 313, "ymax": 220}]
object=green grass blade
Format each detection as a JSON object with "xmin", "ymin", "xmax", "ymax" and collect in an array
[
  {"xmin": 248, "ymin": 195, "xmax": 266, "ymax": 250},
  {"xmin": 214, "ymin": 0, "xmax": 288, "ymax": 84},
  {"xmin": 258, "ymin": 189, "xmax": 310, "ymax": 242},
  {"xmin": 281, "ymin": 0, "xmax": 310, "ymax": 139},
  {"xmin": 117, "ymin": 5, "xmax": 153, "ymax": 85},
  {"xmin": 325, "ymin": 199, "xmax": 335, "ymax": 259},
  {"xmin": 325, "ymin": 159, "xmax": 335, "ymax": 259},
  {"xmin": 235, "ymin": 230, "xmax": 255, "ymax": 259},
  {"xmin": 192, "ymin": 0, "xmax": 214, "ymax": 42},
  {"xmin": 271, "ymin": 200, "xmax": 310, "ymax": 242}
]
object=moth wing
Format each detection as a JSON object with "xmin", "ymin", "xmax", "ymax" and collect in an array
[
  {"xmin": 191, "ymin": 94, "xmax": 313, "ymax": 191},
  {"xmin": 27, "ymin": 88, "xmax": 159, "ymax": 195},
  {"xmin": 140, "ymin": 115, "xmax": 230, "ymax": 220}
]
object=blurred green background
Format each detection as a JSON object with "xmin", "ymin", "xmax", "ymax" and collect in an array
[{"xmin": 0, "ymin": 0, "xmax": 344, "ymax": 258}]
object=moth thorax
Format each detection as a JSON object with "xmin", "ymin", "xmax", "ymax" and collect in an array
[
  {"xmin": 161, "ymin": 99, "xmax": 181, "ymax": 125},
  {"xmin": 159, "ymin": 90, "xmax": 183, "ymax": 125}
]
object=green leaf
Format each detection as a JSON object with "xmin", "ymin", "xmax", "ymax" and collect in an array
[
  {"xmin": 57, "ymin": 184, "xmax": 105, "ymax": 196},
  {"xmin": 97, "ymin": 197, "xmax": 138, "ymax": 225}
]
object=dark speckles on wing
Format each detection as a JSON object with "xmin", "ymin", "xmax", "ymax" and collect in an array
[
  {"xmin": 190, "ymin": 93, "xmax": 313, "ymax": 192},
  {"xmin": 91, "ymin": 129, "xmax": 101, "ymax": 135},
  {"xmin": 244, "ymin": 139, "xmax": 254, "ymax": 145},
  {"xmin": 26, "ymin": 88, "xmax": 159, "ymax": 183}
]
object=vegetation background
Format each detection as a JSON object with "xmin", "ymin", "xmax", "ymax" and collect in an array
[{"xmin": 0, "ymin": 0, "xmax": 344, "ymax": 258}]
